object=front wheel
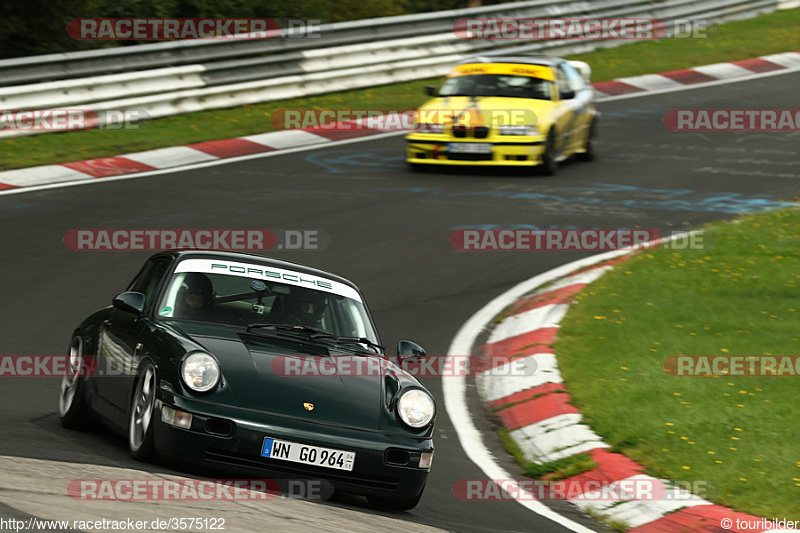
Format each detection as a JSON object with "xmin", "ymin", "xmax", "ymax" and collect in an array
[
  {"xmin": 58, "ymin": 335, "xmax": 92, "ymax": 429},
  {"xmin": 539, "ymin": 130, "xmax": 558, "ymax": 176},
  {"xmin": 129, "ymin": 362, "xmax": 157, "ymax": 461}
]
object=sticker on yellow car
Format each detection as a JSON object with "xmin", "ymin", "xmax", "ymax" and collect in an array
[{"xmin": 448, "ymin": 63, "xmax": 555, "ymax": 81}]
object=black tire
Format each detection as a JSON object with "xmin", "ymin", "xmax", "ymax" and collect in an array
[
  {"xmin": 367, "ymin": 489, "xmax": 423, "ymax": 511},
  {"xmin": 128, "ymin": 362, "xmax": 158, "ymax": 461},
  {"xmin": 58, "ymin": 335, "xmax": 92, "ymax": 429},
  {"xmin": 577, "ymin": 118, "xmax": 597, "ymax": 162},
  {"xmin": 539, "ymin": 130, "xmax": 558, "ymax": 176}
]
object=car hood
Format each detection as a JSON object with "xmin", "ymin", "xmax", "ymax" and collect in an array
[
  {"xmin": 172, "ymin": 322, "xmax": 387, "ymax": 429},
  {"xmin": 417, "ymin": 96, "xmax": 554, "ymax": 127}
]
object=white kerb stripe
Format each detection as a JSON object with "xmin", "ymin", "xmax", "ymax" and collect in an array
[
  {"xmin": 0, "ymin": 165, "xmax": 90, "ymax": 187},
  {"xmin": 531, "ymin": 266, "xmax": 613, "ymax": 296},
  {"xmin": 242, "ymin": 130, "xmax": 332, "ymax": 149},
  {"xmin": 692, "ymin": 62, "xmax": 755, "ymax": 80},
  {"xmin": 613, "ymin": 74, "xmax": 685, "ymax": 91},
  {"xmin": 123, "ymin": 146, "xmax": 217, "ymax": 169},
  {"xmin": 760, "ymin": 51, "xmax": 800, "ymax": 68},
  {"xmin": 478, "ymin": 353, "xmax": 562, "ymax": 403},
  {"xmin": 487, "ymin": 304, "xmax": 568, "ymax": 344},
  {"xmin": 569, "ymin": 475, "xmax": 712, "ymax": 529},
  {"xmin": 509, "ymin": 413, "xmax": 607, "ymax": 464}
]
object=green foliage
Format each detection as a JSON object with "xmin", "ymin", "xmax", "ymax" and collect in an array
[
  {"xmin": 523, "ymin": 453, "xmax": 597, "ymax": 480},
  {"xmin": 555, "ymin": 207, "xmax": 800, "ymax": 519}
]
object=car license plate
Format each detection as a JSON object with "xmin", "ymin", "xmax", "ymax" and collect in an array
[
  {"xmin": 260, "ymin": 437, "xmax": 355, "ymax": 471},
  {"xmin": 448, "ymin": 143, "xmax": 492, "ymax": 154}
]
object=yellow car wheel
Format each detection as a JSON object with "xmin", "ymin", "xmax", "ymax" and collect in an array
[
  {"xmin": 540, "ymin": 130, "xmax": 558, "ymax": 176},
  {"xmin": 578, "ymin": 118, "xmax": 596, "ymax": 162}
]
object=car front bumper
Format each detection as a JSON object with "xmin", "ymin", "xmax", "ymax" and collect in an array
[
  {"xmin": 406, "ymin": 136, "xmax": 546, "ymax": 166},
  {"xmin": 153, "ymin": 393, "xmax": 432, "ymax": 500}
]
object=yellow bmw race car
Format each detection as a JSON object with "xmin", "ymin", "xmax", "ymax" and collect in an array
[{"xmin": 405, "ymin": 56, "xmax": 597, "ymax": 175}]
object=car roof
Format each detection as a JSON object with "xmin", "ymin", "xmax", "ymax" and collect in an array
[
  {"xmin": 157, "ymin": 250, "xmax": 361, "ymax": 291},
  {"xmin": 456, "ymin": 56, "xmax": 562, "ymax": 68}
]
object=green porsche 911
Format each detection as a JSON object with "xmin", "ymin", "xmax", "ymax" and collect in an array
[{"xmin": 58, "ymin": 250, "xmax": 435, "ymax": 510}]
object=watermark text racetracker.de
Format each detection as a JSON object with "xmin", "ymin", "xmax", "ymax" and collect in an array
[
  {"xmin": 0, "ymin": 109, "xmax": 149, "ymax": 133},
  {"xmin": 63, "ymin": 229, "xmax": 328, "ymax": 251},
  {"xmin": 450, "ymin": 229, "xmax": 709, "ymax": 251},
  {"xmin": 270, "ymin": 109, "xmax": 537, "ymax": 131},
  {"xmin": 0, "ymin": 355, "xmax": 97, "ymax": 377},
  {"xmin": 665, "ymin": 355, "xmax": 800, "ymax": 377},
  {"xmin": 452, "ymin": 18, "xmax": 710, "ymax": 40},
  {"xmin": 453, "ymin": 478, "xmax": 717, "ymax": 501},
  {"xmin": 67, "ymin": 18, "xmax": 324, "ymax": 40},
  {"xmin": 664, "ymin": 109, "xmax": 800, "ymax": 131},
  {"xmin": 69, "ymin": 478, "xmax": 333, "ymax": 502},
  {"xmin": 270, "ymin": 355, "xmax": 535, "ymax": 378}
]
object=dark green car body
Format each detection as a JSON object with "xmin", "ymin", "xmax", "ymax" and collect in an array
[{"xmin": 59, "ymin": 251, "xmax": 434, "ymax": 509}]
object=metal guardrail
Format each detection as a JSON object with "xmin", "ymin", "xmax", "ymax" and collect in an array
[{"xmin": 0, "ymin": 0, "xmax": 788, "ymax": 137}]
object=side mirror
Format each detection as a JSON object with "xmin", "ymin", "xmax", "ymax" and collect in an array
[
  {"xmin": 424, "ymin": 85, "xmax": 437, "ymax": 96},
  {"xmin": 397, "ymin": 340, "xmax": 426, "ymax": 363},
  {"xmin": 560, "ymin": 89, "xmax": 575, "ymax": 100},
  {"xmin": 112, "ymin": 292, "xmax": 146, "ymax": 316}
]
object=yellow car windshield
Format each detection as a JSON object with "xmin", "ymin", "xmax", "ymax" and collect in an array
[{"xmin": 438, "ymin": 74, "xmax": 552, "ymax": 100}]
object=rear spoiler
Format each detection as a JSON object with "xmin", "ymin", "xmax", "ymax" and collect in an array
[{"xmin": 567, "ymin": 60, "xmax": 592, "ymax": 84}]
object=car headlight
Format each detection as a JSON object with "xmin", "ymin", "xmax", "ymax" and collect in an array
[
  {"xmin": 417, "ymin": 123, "xmax": 444, "ymax": 133},
  {"xmin": 396, "ymin": 389, "xmax": 435, "ymax": 428},
  {"xmin": 499, "ymin": 125, "xmax": 539, "ymax": 136},
  {"xmin": 181, "ymin": 352, "xmax": 220, "ymax": 392}
]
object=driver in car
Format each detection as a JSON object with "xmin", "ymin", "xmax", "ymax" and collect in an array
[
  {"xmin": 176, "ymin": 272, "xmax": 215, "ymax": 319},
  {"xmin": 270, "ymin": 288, "xmax": 328, "ymax": 329}
]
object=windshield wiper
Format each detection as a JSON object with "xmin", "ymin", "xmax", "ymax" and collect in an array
[
  {"xmin": 242, "ymin": 323, "xmax": 332, "ymax": 353},
  {"xmin": 245, "ymin": 324, "xmax": 383, "ymax": 352},
  {"xmin": 308, "ymin": 333, "xmax": 384, "ymax": 352},
  {"xmin": 246, "ymin": 323, "xmax": 327, "ymax": 335}
]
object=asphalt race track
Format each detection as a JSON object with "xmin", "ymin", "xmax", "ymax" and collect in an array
[{"xmin": 0, "ymin": 71, "xmax": 798, "ymax": 532}]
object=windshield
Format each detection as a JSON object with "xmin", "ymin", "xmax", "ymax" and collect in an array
[
  {"xmin": 156, "ymin": 258, "xmax": 379, "ymax": 344},
  {"xmin": 438, "ymin": 74, "xmax": 552, "ymax": 100}
]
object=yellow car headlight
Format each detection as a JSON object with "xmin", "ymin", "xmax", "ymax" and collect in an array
[{"xmin": 498, "ymin": 125, "xmax": 539, "ymax": 136}]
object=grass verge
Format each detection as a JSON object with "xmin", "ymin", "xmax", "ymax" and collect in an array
[
  {"xmin": 1, "ymin": 8, "xmax": 798, "ymax": 171},
  {"xmin": 524, "ymin": 453, "xmax": 598, "ymax": 481},
  {"xmin": 554, "ymin": 206, "xmax": 800, "ymax": 520}
]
